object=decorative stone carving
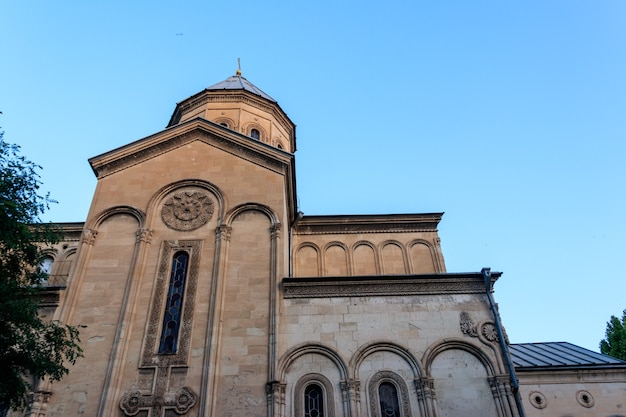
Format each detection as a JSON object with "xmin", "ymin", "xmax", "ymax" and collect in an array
[
  {"xmin": 368, "ymin": 371, "xmax": 412, "ymax": 417},
  {"xmin": 80, "ymin": 228, "xmax": 98, "ymax": 245},
  {"xmin": 119, "ymin": 240, "xmax": 203, "ymax": 417},
  {"xmin": 119, "ymin": 389, "xmax": 142, "ymax": 416},
  {"xmin": 460, "ymin": 312, "xmax": 502, "ymax": 344},
  {"xmin": 142, "ymin": 240, "xmax": 202, "ymax": 365},
  {"xmin": 270, "ymin": 223, "xmax": 281, "ymax": 240},
  {"xmin": 173, "ymin": 387, "xmax": 197, "ymax": 414},
  {"xmin": 481, "ymin": 323, "xmax": 500, "ymax": 342},
  {"xmin": 119, "ymin": 386, "xmax": 198, "ymax": 416},
  {"xmin": 460, "ymin": 312, "xmax": 479, "ymax": 337},
  {"xmin": 284, "ymin": 275, "xmax": 489, "ymax": 298},
  {"xmin": 136, "ymin": 228, "xmax": 153, "ymax": 244},
  {"xmin": 294, "ymin": 374, "xmax": 336, "ymax": 417},
  {"xmin": 215, "ymin": 225, "xmax": 232, "ymax": 243},
  {"xmin": 161, "ymin": 190, "xmax": 214, "ymax": 231}
]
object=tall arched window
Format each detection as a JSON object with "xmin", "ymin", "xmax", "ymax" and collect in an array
[
  {"xmin": 378, "ymin": 382, "xmax": 400, "ymax": 417},
  {"xmin": 295, "ymin": 374, "xmax": 335, "ymax": 417},
  {"xmin": 250, "ymin": 128, "xmax": 260, "ymax": 140},
  {"xmin": 368, "ymin": 371, "xmax": 411, "ymax": 417},
  {"xmin": 304, "ymin": 383, "xmax": 325, "ymax": 417},
  {"xmin": 158, "ymin": 251, "xmax": 189, "ymax": 354}
]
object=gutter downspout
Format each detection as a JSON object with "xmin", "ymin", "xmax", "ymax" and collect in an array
[{"xmin": 482, "ymin": 267, "xmax": 526, "ymax": 417}]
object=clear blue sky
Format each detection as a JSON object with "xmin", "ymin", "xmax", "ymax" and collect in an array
[{"xmin": 1, "ymin": 1, "xmax": 625, "ymax": 352}]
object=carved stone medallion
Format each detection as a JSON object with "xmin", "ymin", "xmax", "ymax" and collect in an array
[{"xmin": 161, "ymin": 190, "xmax": 214, "ymax": 231}]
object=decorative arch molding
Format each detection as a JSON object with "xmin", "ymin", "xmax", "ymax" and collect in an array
[
  {"xmin": 351, "ymin": 341, "xmax": 423, "ymax": 379},
  {"xmin": 213, "ymin": 117, "xmax": 236, "ymax": 129},
  {"xmin": 294, "ymin": 373, "xmax": 336, "ymax": 417},
  {"xmin": 87, "ymin": 205, "xmax": 146, "ymax": 231},
  {"xmin": 351, "ymin": 240, "xmax": 380, "ymax": 275},
  {"xmin": 295, "ymin": 241, "xmax": 322, "ymax": 253},
  {"xmin": 294, "ymin": 242, "xmax": 322, "ymax": 277},
  {"xmin": 323, "ymin": 241, "xmax": 349, "ymax": 252},
  {"xmin": 277, "ymin": 342, "xmax": 349, "ymax": 381},
  {"xmin": 39, "ymin": 248, "xmax": 57, "ymax": 260},
  {"xmin": 60, "ymin": 246, "xmax": 77, "ymax": 259},
  {"xmin": 146, "ymin": 179, "xmax": 226, "ymax": 228},
  {"xmin": 323, "ymin": 241, "xmax": 351, "ymax": 277},
  {"xmin": 223, "ymin": 202, "xmax": 280, "ymax": 228},
  {"xmin": 379, "ymin": 240, "xmax": 409, "ymax": 275},
  {"xmin": 406, "ymin": 239, "xmax": 439, "ymax": 272},
  {"xmin": 351, "ymin": 240, "xmax": 377, "ymax": 252},
  {"xmin": 367, "ymin": 371, "xmax": 413, "ymax": 417},
  {"xmin": 274, "ymin": 138, "xmax": 287, "ymax": 151},
  {"xmin": 242, "ymin": 123, "xmax": 268, "ymax": 142},
  {"xmin": 422, "ymin": 339, "xmax": 497, "ymax": 376}
]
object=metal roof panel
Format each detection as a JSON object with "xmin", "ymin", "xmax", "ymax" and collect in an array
[
  {"xmin": 510, "ymin": 342, "xmax": 626, "ymax": 369},
  {"xmin": 207, "ymin": 75, "xmax": 276, "ymax": 102}
]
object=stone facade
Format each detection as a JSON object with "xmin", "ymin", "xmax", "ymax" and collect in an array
[
  {"xmin": 518, "ymin": 369, "xmax": 626, "ymax": 417},
  {"xmin": 16, "ymin": 73, "xmax": 626, "ymax": 417}
]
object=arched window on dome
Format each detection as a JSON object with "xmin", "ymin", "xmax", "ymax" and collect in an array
[
  {"xmin": 158, "ymin": 251, "xmax": 189, "ymax": 354},
  {"xmin": 250, "ymin": 128, "xmax": 260, "ymax": 140}
]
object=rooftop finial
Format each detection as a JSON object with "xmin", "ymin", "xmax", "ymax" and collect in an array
[{"xmin": 236, "ymin": 58, "xmax": 242, "ymax": 76}]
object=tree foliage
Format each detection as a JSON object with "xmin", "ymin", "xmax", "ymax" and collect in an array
[
  {"xmin": 0, "ymin": 132, "xmax": 83, "ymax": 410},
  {"xmin": 599, "ymin": 309, "xmax": 626, "ymax": 361}
]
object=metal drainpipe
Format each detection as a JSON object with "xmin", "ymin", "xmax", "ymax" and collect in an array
[{"xmin": 482, "ymin": 268, "xmax": 526, "ymax": 417}]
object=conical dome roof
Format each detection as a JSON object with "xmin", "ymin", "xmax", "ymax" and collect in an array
[{"xmin": 206, "ymin": 74, "xmax": 276, "ymax": 103}]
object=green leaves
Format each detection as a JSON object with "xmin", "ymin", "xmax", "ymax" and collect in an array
[
  {"xmin": 600, "ymin": 309, "xmax": 626, "ymax": 361},
  {"xmin": 0, "ymin": 133, "xmax": 82, "ymax": 411}
]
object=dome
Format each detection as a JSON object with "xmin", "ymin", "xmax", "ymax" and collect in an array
[{"xmin": 167, "ymin": 70, "xmax": 296, "ymax": 152}]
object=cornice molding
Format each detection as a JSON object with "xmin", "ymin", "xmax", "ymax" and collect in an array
[
  {"xmin": 294, "ymin": 213, "xmax": 443, "ymax": 235},
  {"xmin": 178, "ymin": 91, "xmax": 293, "ymax": 129},
  {"xmin": 89, "ymin": 119, "xmax": 293, "ymax": 179},
  {"xmin": 168, "ymin": 90, "xmax": 295, "ymax": 145},
  {"xmin": 48, "ymin": 222, "xmax": 85, "ymax": 241},
  {"xmin": 282, "ymin": 272, "xmax": 500, "ymax": 298}
]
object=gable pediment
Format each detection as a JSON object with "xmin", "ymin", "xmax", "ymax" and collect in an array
[{"xmin": 89, "ymin": 117, "xmax": 294, "ymax": 179}]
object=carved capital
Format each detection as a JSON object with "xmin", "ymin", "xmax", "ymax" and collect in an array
[
  {"xmin": 270, "ymin": 224, "xmax": 281, "ymax": 240},
  {"xmin": 215, "ymin": 225, "xmax": 232, "ymax": 242},
  {"xmin": 136, "ymin": 228, "xmax": 153, "ymax": 244},
  {"xmin": 488, "ymin": 375, "xmax": 511, "ymax": 399},
  {"xmin": 80, "ymin": 228, "xmax": 98, "ymax": 246},
  {"xmin": 414, "ymin": 376, "xmax": 436, "ymax": 402},
  {"xmin": 266, "ymin": 381, "xmax": 286, "ymax": 397}
]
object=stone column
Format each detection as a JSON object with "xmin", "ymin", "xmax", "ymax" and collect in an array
[{"xmin": 415, "ymin": 377, "xmax": 436, "ymax": 417}]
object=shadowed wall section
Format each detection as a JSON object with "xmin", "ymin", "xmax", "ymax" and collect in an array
[
  {"xmin": 430, "ymin": 349, "xmax": 499, "ymax": 417},
  {"xmin": 52, "ymin": 213, "xmax": 138, "ymax": 416},
  {"xmin": 215, "ymin": 210, "xmax": 271, "ymax": 416}
]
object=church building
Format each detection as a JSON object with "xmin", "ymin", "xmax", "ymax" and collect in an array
[{"xmin": 27, "ymin": 71, "xmax": 626, "ymax": 417}]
